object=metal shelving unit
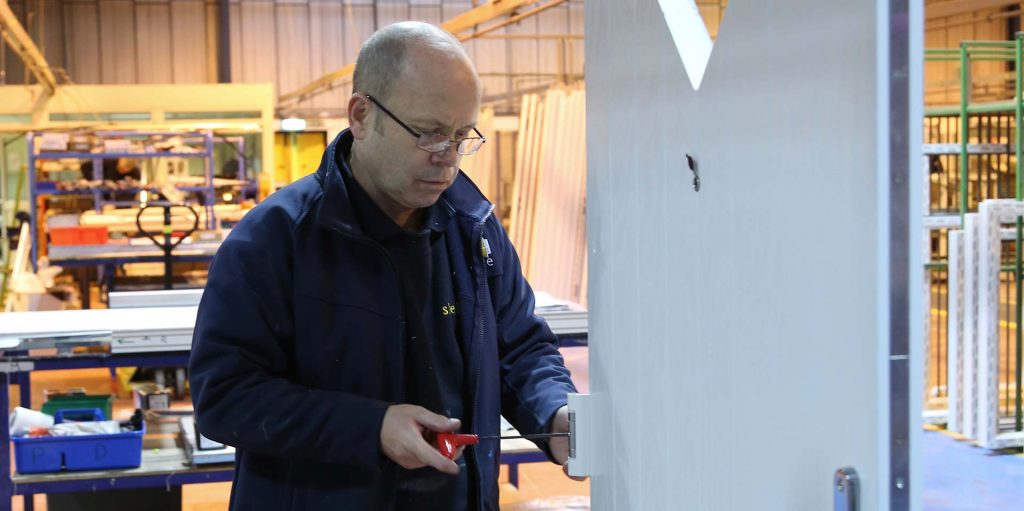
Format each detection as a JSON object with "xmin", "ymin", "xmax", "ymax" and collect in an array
[
  {"xmin": 26, "ymin": 130, "xmax": 219, "ymax": 272},
  {"xmin": 925, "ymin": 34, "xmax": 1024, "ymax": 440}
]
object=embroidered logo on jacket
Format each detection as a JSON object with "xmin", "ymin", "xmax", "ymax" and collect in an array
[{"xmin": 481, "ymin": 237, "xmax": 494, "ymax": 267}]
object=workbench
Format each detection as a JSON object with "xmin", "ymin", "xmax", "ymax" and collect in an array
[
  {"xmin": 47, "ymin": 242, "xmax": 222, "ymax": 266},
  {"xmin": 0, "ymin": 353, "xmax": 554, "ymax": 510},
  {"xmin": 0, "ymin": 301, "xmax": 586, "ymax": 508},
  {"xmin": 0, "ymin": 351, "xmax": 200, "ymax": 511}
]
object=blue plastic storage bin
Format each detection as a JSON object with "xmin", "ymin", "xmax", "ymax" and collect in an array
[{"xmin": 11, "ymin": 408, "xmax": 145, "ymax": 474}]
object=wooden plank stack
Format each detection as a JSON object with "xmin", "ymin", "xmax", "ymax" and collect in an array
[
  {"xmin": 509, "ymin": 85, "xmax": 587, "ymax": 305},
  {"xmin": 460, "ymin": 107, "xmax": 498, "ymax": 202}
]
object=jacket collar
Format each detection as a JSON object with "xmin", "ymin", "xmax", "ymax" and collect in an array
[{"xmin": 315, "ymin": 129, "xmax": 494, "ymax": 235}]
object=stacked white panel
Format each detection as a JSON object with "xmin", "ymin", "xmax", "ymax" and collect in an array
[
  {"xmin": 975, "ymin": 199, "xmax": 1024, "ymax": 448},
  {"xmin": 946, "ymin": 230, "xmax": 963, "ymax": 433},
  {"xmin": 962, "ymin": 213, "xmax": 979, "ymax": 439}
]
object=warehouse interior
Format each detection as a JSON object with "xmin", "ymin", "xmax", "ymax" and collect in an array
[{"xmin": 0, "ymin": 0, "xmax": 1019, "ymax": 509}]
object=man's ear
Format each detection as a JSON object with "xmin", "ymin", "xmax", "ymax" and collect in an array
[{"xmin": 348, "ymin": 94, "xmax": 371, "ymax": 139}]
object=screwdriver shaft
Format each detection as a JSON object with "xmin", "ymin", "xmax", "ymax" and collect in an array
[{"xmin": 477, "ymin": 432, "xmax": 570, "ymax": 441}]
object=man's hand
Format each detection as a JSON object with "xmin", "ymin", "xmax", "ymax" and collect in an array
[
  {"xmin": 549, "ymin": 405, "xmax": 587, "ymax": 481},
  {"xmin": 380, "ymin": 404, "xmax": 461, "ymax": 474}
]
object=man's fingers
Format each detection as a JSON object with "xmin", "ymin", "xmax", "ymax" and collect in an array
[
  {"xmin": 415, "ymin": 439, "xmax": 460, "ymax": 474},
  {"xmin": 415, "ymin": 409, "xmax": 461, "ymax": 432}
]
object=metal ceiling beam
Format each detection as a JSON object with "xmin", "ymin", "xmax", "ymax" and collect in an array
[
  {"xmin": 456, "ymin": 0, "xmax": 568, "ymax": 41},
  {"xmin": 278, "ymin": 0, "xmax": 548, "ymax": 107},
  {"xmin": 442, "ymin": 0, "xmax": 540, "ymax": 34},
  {"xmin": 927, "ymin": 0, "xmax": 1021, "ymax": 20},
  {"xmin": 0, "ymin": 0, "xmax": 57, "ymax": 94}
]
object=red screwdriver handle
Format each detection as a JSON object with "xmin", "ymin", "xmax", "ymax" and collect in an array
[{"xmin": 436, "ymin": 433, "xmax": 479, "ymax": 459}]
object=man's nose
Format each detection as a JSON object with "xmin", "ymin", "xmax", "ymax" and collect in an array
[{"xmin": 431, "ymin": 143, "xmax": 460, "ymax": 167}]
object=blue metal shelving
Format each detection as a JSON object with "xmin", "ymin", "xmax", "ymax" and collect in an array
[{"xmin": 26, "ymin": 131, "xmax": 254, "ymax": 271}]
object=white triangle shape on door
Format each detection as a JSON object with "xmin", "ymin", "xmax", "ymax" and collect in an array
[{"xmin": 658, "ymin": 0, "xmax": 715, "ymax": 90}]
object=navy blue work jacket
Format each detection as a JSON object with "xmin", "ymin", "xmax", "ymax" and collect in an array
[{"xmin": 189, "ymin": 130, "xmax": 577, "ymax": 510}]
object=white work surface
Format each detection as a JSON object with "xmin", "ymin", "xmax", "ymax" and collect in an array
[
  {"xmin": 0, "ymin": 307, "xmax": 197, "ymax": 353},
  {"xmin": 47, "ymin": 241, "xmax": 222, "ymax": 262},
  {"xmin": 0, "ymin": 302, "xmax": 583, "ymax": 354}
]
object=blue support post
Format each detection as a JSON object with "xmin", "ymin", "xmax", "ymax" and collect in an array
[
  {"xmin": 1, "ymin": 372, "xmax": 13, "ymax": 511},
  {"xmin": 27, "ymin": 134, "xmax": 37, "ymax": 273},
  {"xmin": 205, "ymin": 131, "xmax": 216, "ymax": 230},
  {"xmin": 15, "ymin": 373, "xmax": 34, "ymax": 511},
  {"xmin": 238, "ymin": 138, "xmax": 248, "ymax": 202},
  {"xmin": 91, "ymin": 157, "xmax": 103, "ymax": 212}
]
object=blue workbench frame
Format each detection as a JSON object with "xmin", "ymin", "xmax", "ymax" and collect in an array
[
  {"xmin": 0, "ymin": 351, "xmax": 232, "ymax": 511},
  {"xmin": 0, "ymin": 340, "xmax": 584, "ymax": 509}
]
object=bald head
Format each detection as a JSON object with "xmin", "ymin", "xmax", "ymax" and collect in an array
[
  {"xmin": 353, "ymin": 21, "xmax": 477, "ymax": 103},
  {"xmin": 346, "ymin": 22, "xmax": 484, "ymax": 230}
]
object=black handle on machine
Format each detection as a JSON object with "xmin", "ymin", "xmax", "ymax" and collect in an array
[{"xmin": 135, "ymin": 202, "xmax": 200, "ymax": 290}]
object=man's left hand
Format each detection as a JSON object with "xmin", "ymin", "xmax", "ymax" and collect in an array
[{"xmin": 549, "ymin": 405, "xmax": 587, "ymax": 481}]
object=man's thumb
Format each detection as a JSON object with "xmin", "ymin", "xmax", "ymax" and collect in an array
[{"xmin": 416, "ymin": 409, "xmax": 461, "ymax": 432}]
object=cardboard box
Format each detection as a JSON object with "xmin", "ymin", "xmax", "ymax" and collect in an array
[{"xmin": 132, "ymin": 383, "xmax": 171, "ymax": 411}]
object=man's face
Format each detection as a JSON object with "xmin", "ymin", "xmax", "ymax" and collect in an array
[
  {"xmin": 116, "ymin": 159, "xmax": 135, "ymax": 175},
  {"xmin": 351, "ymin": 52, "xmax": 482, "ymax": 220}
]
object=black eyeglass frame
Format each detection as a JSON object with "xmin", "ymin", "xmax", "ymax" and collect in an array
[{"xmin": 364, "ymin": 94, "xmax": 486, "ymax": 156}]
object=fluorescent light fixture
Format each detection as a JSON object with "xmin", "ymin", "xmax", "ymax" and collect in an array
[{"xmin": 281, "ymin": 118, "xmax": 307, "ymax": 132}]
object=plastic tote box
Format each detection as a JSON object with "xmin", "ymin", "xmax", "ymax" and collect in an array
[
  {"xmin": 41, "ymin": 394, "xmax": 115, "ymax": 420},
  {"xmin": 11, "ymin": 409, "xmax": 145, "ymax": 474}
]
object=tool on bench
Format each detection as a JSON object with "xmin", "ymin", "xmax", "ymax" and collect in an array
[{"xmin": 436, "ymin": 432, "xmax": 570, "ymax": 459}]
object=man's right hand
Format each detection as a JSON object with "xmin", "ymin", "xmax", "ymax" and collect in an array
[{"xmin": 380, "ymin": 404, "xmax": 461, "ymax": 474}]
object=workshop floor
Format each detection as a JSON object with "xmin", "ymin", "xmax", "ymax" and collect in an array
[{"xmin": 8, "ymin": 346, "xmax": 592, "ymax": 511}]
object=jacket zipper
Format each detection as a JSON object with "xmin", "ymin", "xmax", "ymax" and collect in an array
[
  {"xmin": 470, "ymin": 205, "xmax": 494, "ymax": 511},
  {"xmin": 324, "ymin": 201, "xmax": 494, "ymax": 510}
]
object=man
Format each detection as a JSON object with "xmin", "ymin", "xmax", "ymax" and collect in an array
[
  {"xmin": 189, "ymin": 21, "xmax": 578, "ymax": 510},
  {"xmin": 80, "ymin": 157, "xmax": 141, "ymax": 182},
  {"xmin": 80, "ymin": 157, "xmax": 141, "ymax": 202}
]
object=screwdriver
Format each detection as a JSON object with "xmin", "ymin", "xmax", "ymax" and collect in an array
[{"xmin": 436, "ymin": 432, "xmax": 570, "ymax": 459}]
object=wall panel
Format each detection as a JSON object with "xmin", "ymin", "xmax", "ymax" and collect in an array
[
  {"xmin": 376, "ymin": 2, "xmax": 410, "ymax": 27},
  {"xmin": 238, "ymin": 0, "xmax": 278, "ymax": 85},
  {"xmin": 98, "ymin": 0, "xmax": 138, "ymax": 84},
  {"xmin": 171, "ymin": 0, "xmax": 211, "ymax": 83},
  {"xmin": 2, "ymin": 0, "xmax": 588, "ymax": 110},
  {"xmin": 410, "ymin": 0, "xmax": 443, "ymax": 25},
  {"xmin": 309, "ymin": 1, "xmax": 348, "ymax": 112},
  {"xmin": 41, "ymin": 0, "xmax": 67, "ymax": 79},
  {"xmin": 274, "ymin": 3, "xmax": 312, "ymax": 103},
  {"xmin": 135, "ymin": 1, "xmax": 173, "ymax": 83},
  {"xmin": 2, "ymin": 1, "xmax": 27, "ymax": 85},
  {"xmin": 65, "ymin": 1, "xmax": 103, "ymax": 84}
]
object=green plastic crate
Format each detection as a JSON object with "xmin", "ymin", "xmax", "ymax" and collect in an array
[{"xmin": 40, "ymin": 394, "xmax": 114, "ymax": 419}]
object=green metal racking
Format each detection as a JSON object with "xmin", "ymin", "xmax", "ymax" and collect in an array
[{"xmin": 927, "ymin": 34, "xmax": 1024, "ymax": 431}]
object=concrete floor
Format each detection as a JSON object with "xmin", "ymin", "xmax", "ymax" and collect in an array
[{"xmin": 923, "ymin": 426, "xmax": 1024, "ymax": 510}]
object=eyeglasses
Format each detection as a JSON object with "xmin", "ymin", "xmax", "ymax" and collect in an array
[{"xmin": 364, "ymin": 94, "xmax": 486, "ymax": 156}]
